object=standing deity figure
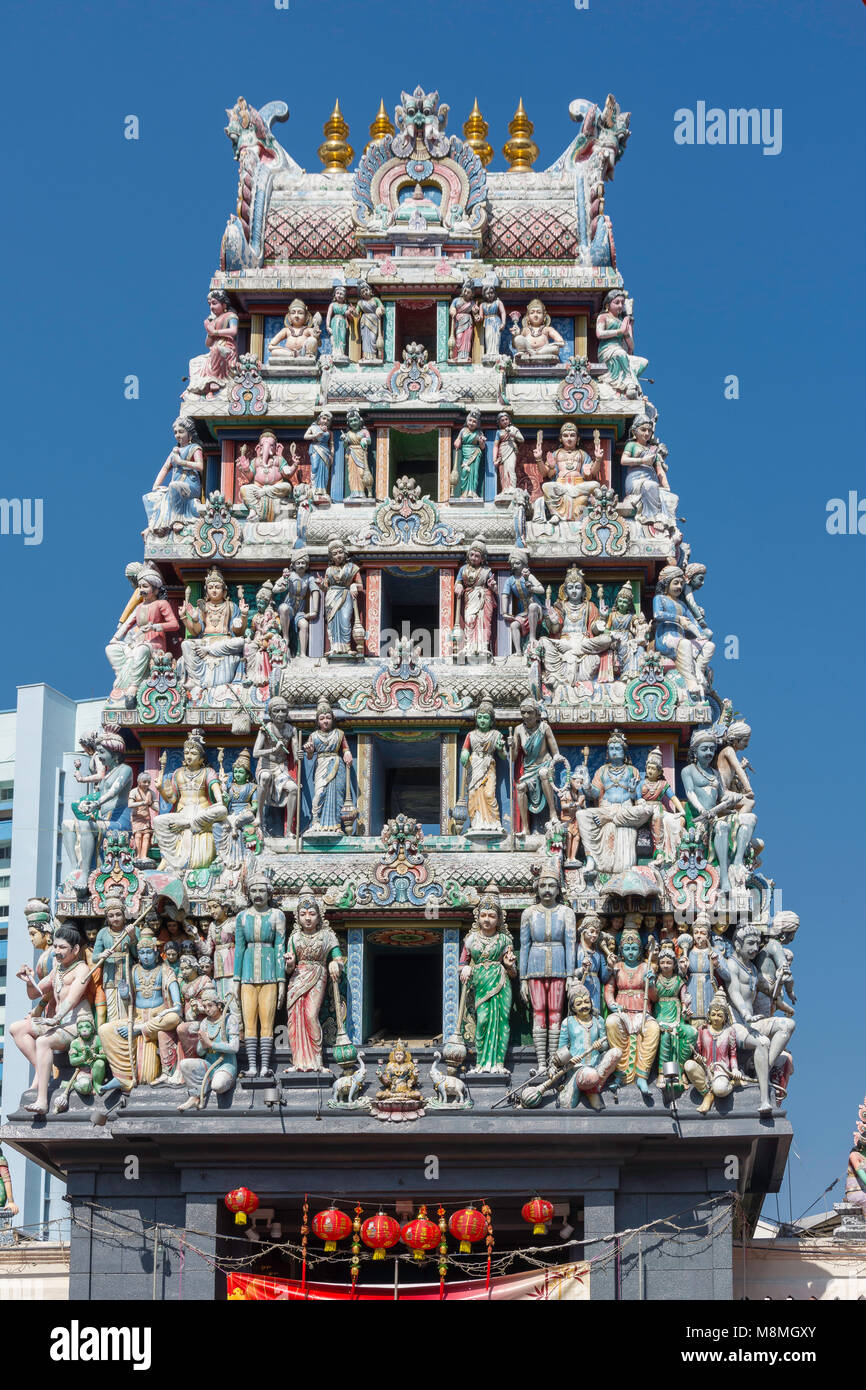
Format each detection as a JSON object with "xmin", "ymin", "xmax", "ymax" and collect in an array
[
  {"xmin": 725, "ymin": 925, "xmax": 795, "ymax": 1117},
  {"xmin": 186, "ymin": 290, "xmax": 239, "ymax": 397},
  {"xmin": 681, "ymin": 728, "xmax": 758, "ymax": 894},
  {"xmin": 519, "ymin": 865, "xmax": 577, "ymax": 1072},
  {"xmin": 242, "ymin": 582, "xmax": 285, "ymax": 691},
  {"xmin": 510, "ymin": 299, "xmax": 565, "ymax": 364},
  {"xmin": 605, "ymin": 583, "xmax": 649, "ymax": 679},
  {"xmin": 493, "ymin": 412, "xmax": 524, "ymax": 496},
  {"xmin": 322, "ymin": 538, "xmax": 365, "ymax": 657},
  {"xmin": 604, "ymin": 929, "xmax": 660, "ymax": 1094},
  {"xmin": 640, "ymin": 747, "xmax": 685, "ymax": 862},
  {"xmin": 653, "ymin": 566, "xmax": 711, "ymax": 696},
  {"xmin": 576, "ymin": 730, "xmax": 653, "ymax": 874},
  {"xmin": 143, "ymin": 417, "xmax": 204, "ymax": 536},
  {"xmin": 652, "ymin": 943, "xmax": 693, "ymax": 1088},
  {"xmin": 538, "ymin": 567, "xmax": 614, "ymax": 697},
  {"xmin": 449, "ymin": 281, "xmax": 480, "ymax": 363},
  {"xmin": 215, "ymin": 749, "xmax": 257, "ymax": 870},
  {"xmin": 90, "ymin": 896, "xmax": 136, "ymax": 1027},
  {"xmin": 620, "ymin": 416, "xmax": 675, "ymax": 529},
  {"xmin": 460, "ymin": 699, "xmax": 507, "ymax": 835},
  {"xmin": 755, "ymin": 911, "xmax": 798, "ymax": 1102},
  {"xmin": 98, "ymin": 930, "xmax": 182, "ymax": 1094},
  {"xmin": 106, "ymin": 565, "xmax": 179, "ymax": 707},
  {"xmin": 557, "ymin": 760, "xmax": 591, "ymax": 861},
  {"xmin": 681, "ymin": 915, "xmax": 721, "ymax": 1026},
  {"xmin": 237, "ymin": 431, "xmax": 300, "ymax": 521},
  {"xmin": 557, "ymin": 987, "xmax": 621, "ymax": 1110},
  {"xmin": 204, "ymin": 893, "xmax": 236, "ymax": 1001},
  {"xmin": 325, "ymin": 284, "xmax": 352, "ymax": 360},
  {"xmin": 595, "ymin": 289, "xmax": 647, "ymax": 398},
  {"xmin": 11, "ymin": 926, "xmax": 94, "ymax": 1115},
  {"xmin": 253, "ymin": 695, "xmax": 298, "ymax": 838},
  {"xmin": 502, "ymin": 550, "xmax": 544, "ymax": 654},
  {"xmin": 454, "ymin": 536, "xmax": 496, "ymax": 659},
  {"xmin": 356, "ymin": 280, "xmax": 384, "ymax": 362},
  {"xmin": 177, "ymin": 991, "xmax": 240, "ymax": 1111},
  {"xmin": 682, "ymin": 994, "xmax": 742, "ymax": 1115},
  {"xmin": 153, "ymin": 731, "xmax": 228, "ymax": 874},
  {"xmin": 178, "ymin": 567, "xmax": 248, "ymax": 693},
  {"xmin": 267, "ymin": 299, "xmax": 322, "ymax": 360},
  {"xmin": 274, "ymin": 551, "xmax": 321, "ymax": 658},
  {"xmin": 304, "ymin": 411, "xmax": 335, "ymax": 497},
  {"xmin": 61, "ymin": 732, "xmax": 132, "ymax": 880},
  {"xmin": 717, "ymin": 720, "xmax": 756, "ymax": 817},
  {"xmin": 480, "ymin": 285, "xmax": 507, "ymax": 359},
  {"xmin": 343, "ymin": 409, "xmax": 374, "ymax": 499},
  {"xmin": 284, "ymin": 894, "xmax": 343, "ymax": 1072},
  {"xmin": 304, "ymin": 699, "xmax": 354, "ymax": 834},
  {"xmin": 129, "ymin": 772, "xmax": 157, "ymax": 864},
  {"xmin": 233, "ymin": 872, "xmax": 286, "ymax": 1079},
  {"xmin": 513, "ymin": 697, "xmax": 564, "ymax": 832},
  {"xmin": 534, "ymin": 421, "xmax": 603, "ymax": 523},
  {"xmin": 451, "ymin": 411, "xmax": 486, "ymax": 499},
  {"xmin": 573, "ymin": 913, "xmax": 614, "ymax": 1015},
  {"xmin": 459, "ymin": 885, "xmax": 516, "ymax": 1074}
]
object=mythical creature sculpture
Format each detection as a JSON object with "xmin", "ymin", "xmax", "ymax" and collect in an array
[{"xmin": 392, "ymin": 87, "xmax": 451, "ymax": 158}]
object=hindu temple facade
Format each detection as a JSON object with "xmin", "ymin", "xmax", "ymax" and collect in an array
[{"xmin": 0, "ymin": 87, "xmax": 796, "ymax": 1300}]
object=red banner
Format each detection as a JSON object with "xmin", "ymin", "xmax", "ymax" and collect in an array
[{"xmin": 227, "ymin": 1264, "xmax": 589, "ymax": 1301}]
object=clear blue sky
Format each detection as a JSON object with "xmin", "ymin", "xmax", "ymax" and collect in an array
[{"xmin": 2, "ymin": 0, "xmax": 864, "ymax": 1223}]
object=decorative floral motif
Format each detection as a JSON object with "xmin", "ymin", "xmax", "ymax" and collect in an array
[
  {"xmin": 137, "ymin": 651, "xmax": 187, "ymax": 725},
  {"xmin": 579, "ymin": 484, "xmax": 628, "ymax": 556},
  {"xmin": 191, "ymin": 492, "xmax": 242, "ymax": 558},
  {"xmin": 228, "ymin": 354, "xmax": 268, "ymax": 416},
  {"xmin": 624, "ymin": 653, "xmax": 678, "ymax": 720},
  {"xmin": 665, "ymin": 825, "xmax": 720, "ymax": 914},
  {"xmin": 342, "ymin": 640, "xmax": 471, "ymax": 714},
  {"xmin": 556, "ymin": 356, "xmax": 599, "ymax": 414},
  {"xmin": 356, "ymin": 476, "xmax": 461, "ymax": 548}
]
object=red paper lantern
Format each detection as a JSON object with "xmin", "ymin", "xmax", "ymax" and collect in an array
[
  {"xmin": 311, "ymin": 1206, "xmax": 353, "ymax": 1253},
  {"xmin": 401, "ymin": 1210, "xmax": 441, "ymax": 1262},
  {"xmin": 521, "ymin": 1197, "xmax": 554, "ymax": 1236},
  {"xmin": 360, "ymin": 1211, "xmax": 401, "ymax": 1260},
  {"xmin": 225, "ymin": 1187, "xmax": 259, "ymax": 1227},
  {"xmin": 448, "ymin": 1205, "xmax": 486, "ymax": 1254}
]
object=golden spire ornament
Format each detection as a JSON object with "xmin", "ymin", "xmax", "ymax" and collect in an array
[
  {"xmin": 502, "ymin": 98, "xmax": 539, "ymax": 173},
  {"xmin": 463, "ymin": 98, "xmax": 493, "ymax": 167},
  {"xmin": 318, "ymin": 100, "xmax": 354, "ymax": 172},
  {"xmin": 367, "ymin": 98, "xmax": 395, "ymax": 148}
]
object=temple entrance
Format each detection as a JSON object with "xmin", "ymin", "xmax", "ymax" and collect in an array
[{"xmin": 362, "ymin": 932, "xmax": 443, "ymax": 1044}]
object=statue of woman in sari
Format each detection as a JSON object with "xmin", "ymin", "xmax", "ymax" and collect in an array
[
  {"xmin": 449, "ymin": 281, "xmax": 479, "ymax": 363},
  {"xmin": 653, "ymin": 565, "xmax": 708, "ymax": 696},
  {"xmin": 186, "ymin": 290, "xmax": 238, "ymax": 398},
  {"xmin": 604, "ymin": 582, "xmax": 649, "ymax": 679},
  {"xmin": 620, "ymin": 415, "xmax": 677, "ymax": 529},
  {"xmin": 143, "ymin": 418, "xmax": 204, "ymax": 536},
  {"xmin": 493, "ymin": 412, "xmax": 524, "ymax": 496},
  {"xmin": 322, "ymin": 538, "xmax": 364, "ymax": 657},
  {"xmin": 178, "ymin": 567, "xmax": 248, "ymax": 695},
  {"xmin": 342, "ymin": 409, "xmax": 374, "ymax": 499},
  {"xmin": 325, "ymin": 284, "xmax": 352, "ymax": 360},
  {"xmin": 356, "ymin": 280, "xmax": 384, "ymax": 362},
  {"xmin": 303, "ymin": 699, "xmax": 353, "ymax": 834},
  {"xmin": 595, "ymin": 289, "xmax": 647, "ymax": 399},
  {"xmin": 454, "ymin": 536, "xmax": 496, "ymax": 659},
  {"xmin": 285, "ymin": 894, "xmax": 343, "ymax": 1071},
  {"xmin": 153, "ymin": 731, "xmax": 227, "ymax": 873},
  {"xmin": 460, "ymin": 699, "xmax": 506, "ymax": 835},
  {"xmin": 451, "ymin": 410, "xmax": 486, "ymax": 498},
  {"xmin": 106, "ymin": 565, "xmax": 179, "ymax": 706},
  {"xmin": 538, "ymin": 566, "xmax": 614, "ymax": 699},
  {"xmin": 304, "ymin": 411, "xmax": 334, "ymax": 497},
  {"xmin": 460, "ymin": 885, "xmax": 516, "ymax": 1073}
]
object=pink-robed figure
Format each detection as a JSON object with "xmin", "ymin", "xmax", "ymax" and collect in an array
[
  {"xmin": 284, "ymin": 894, "xmax": 343, "ymax": 1072},
  {"xmin": 454, "ymin": 537, "xmax": 497, "ymax": 659},
  {"xmin": 186, "ymin": 290, "xmax": 239, "ymax": 397}
]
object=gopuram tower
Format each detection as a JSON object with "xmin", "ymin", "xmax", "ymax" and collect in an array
[{"xmin": 1, "ymin": 87, "xmax": 797, "ymax": 1301}]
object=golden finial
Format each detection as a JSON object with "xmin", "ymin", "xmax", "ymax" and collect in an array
[
  {"xmin": 502, "ymin": 98, "xmax": 539, "ymax": 173},
  {"xmin": 463, "ymin": 98, "xmax": 493, "ymax": 167},
  {"xmin": 367, "ymin": 98, "xmax": 395, "ymax": 148},
  {"xmin": 318, "ymin": 100, "xmax": 354, "ymax": 172}
]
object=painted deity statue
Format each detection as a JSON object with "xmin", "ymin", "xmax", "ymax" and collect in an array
[
  {"xmin": 233, "ymin": 872, "xmax": 286, "ymax": 1079},
  {"xmin": 449, "ymin": 281, "xmax": 480, "ymax": 363},
  {"xmin": 681, "ymin": 915, "xmax": 721, "ymax": 1026},
  {"xmin": 510, "ymin": 299, "xmax": 564, "ymax": 364},
  {"xmin": 24, "ymin": 898, "xmax": 55, "ymax": 986},
  {"xmin": 605, "ymin": 583, "xmax": 649, "ymax": 680},
  {"xmin": 681, "ymin": 994, "xmax": 741, "ymax": 1115},
  {"xmin": 53, "ymin": 1017, "xmax": 107, "ymax": 1113},
  {"xmin": 106, "ymin": 565, "xmax": 179, "ymax": 706},
  {"xmin": 253, "ymin": 695, "xmax": 298, "ymax": 838},
  {"xmin": 285, "ymin": 894, "xmax": 343, "ymax": 1072},
  {"xmin": 186, "ymin": 290, "xmax": 239, "ymax": 397},
  {"xmin": 304, "ymin": 699, "xmax": 354, "ymax": 834},
  {"xmin": 355, "ymin": 281, "xmax": 384, "ymax": 362},
  {"xmin": 717, "ymin": 720, "xmax": 756, "ymax": 818},
  {"xmin": 322, "ymin": 538, "xmax": 364, "ymax": 657},
  {"xmin": 573, "ymin": 913, "xmax": 614, "ymax": 1015},
  {"xmin": 177, "ymin": 991, "xmax": 239, "ymax": 1111},
  {"xmin": 61, "ymin": 731, "xmax": 132, "ymax": 881},
  {"xmin": 604, "ymin": 929, "xmax": 660, "ymax": 1094},
  {"xmin": 237, "ymin": 431, "xmax": 300, "ymax": 521},
  {"xmin": 538, "ymin": 566, "xmax": 614, "ymax": 699},
  {"xmin": 595, "ymin": 288, "xmax": 647, "ymax": 398},
  {"xmin": 557, "ymin": 987, "xmax": 621, "ymax": 1110},
  {"xmin": 620, "ymin": 415, "xmax": 676, "ymax": 530},
  {"xmin": 343, "ymin": 409, "xmax": 374, "ymax": 500},
  {"xmin": 376, "ymin": 1042, "xmax": 421, "ymax": 1101},
  {"xmin": 460, "ymin": 699, "xmax": 506, "ymax": 835},
  {"xmin": 480, "ymin": 285, "xmax": 506, "ymax": 359},
  {"xmin": 11, "ymin": 925, "xmax": 94, "ymax": 1115},
  {"xmin": 652, "ymin": 943, "xmax": 692, "ymax": 1089},
  {"xmin": 653, "ymin": 566, "xmax": 711, "ymax": 696},
  {"xmin": 241, "ymin": 582, "xmax": 283, "ymax": 691},
  {"xmin": 178, "ymin": 567, "xmax": 247, "ymax": 694},
  {"xmin": 724, "ymin": 925, "xmax": 796, "ymax": 1116},
  {"xmin": 847, "ymin": 1103, "xmax": 866, "ymax": 1211},
  {"xmin": 90, "ymin": 897, "xmax": 136, "ymax": 1026},
  {"xmin": 641, "ymin": 746, "xmax": 685, "ymax": 862},
  {"xmin": 557, "ymin": 760, "xmax": 591, "ymax": 861},
  {"xmin": 681, "ymin": 728, "xmax": 758, "ymax": 893},
  {"xmin": 99, "ymin": 930, "xmax": 182, "ymax": 1093},
  {"xmin": 175, "ymin": 953, "xmax": 216, "ymax": 1076},
  {"xmin": 755, "ymin": 911, "xmax": 798, "ymax": 1022},
  {"xmin": 274, "ymin": 550, "xmax": 320, "ymax": 658},
  {"xmin": 454, "ymin": 536, "xmax": 496, "ymax": 659},
  {"xmin": 513, "ymin": 698, "xmax": 564, "ymax": 832},
  {"xmin": 153, "ymin": 731, "xmax": 227, "ymax": 874},
  {"xmin": 0, "ymin": 1147, "xmax": 18, "ymax": 1216},
  {"xmin": 502, "ymin": 550, "xmax": 544, "ymax": 654},
  {"xmin": 304, "ymin": 411, "xmax": 334, "ymax": 497},
  {"xmin": 493, "ymin": 412, "xmax": 524, "ymax": 496},
  {"xmin": 325, "ymin": 284, "xmax": 352, "ymax": 360},
  {"xmin": 519, "ymin": 866, "xmax": 577, "ymax": 1072},
  {"xmin": 204, "ymin": 893, "xmax": 236, "ymax": 1001},
  {"xmin": 129, "ymin": 772, "xmax": 157, "ymax": 863},
  {"xmin": 267, "ymin": 299, "xmax": 322, "ymax": 361},
  {"xmin": 143, "ymin": 418, "xmax": 204, "ymax": 536},
  {"xmin": 451, "ymin": 410, "xmax": 486, "ymax": 499},
  {"xmin": 215, "ymin": 749, "xmax": 257, "ymax": 870},
  {"xmin": 576, "ymin": 730, "xmax": 653, "ymax": 874},
  {"xmin": 460, "ymin": 886, "xmax": 516, "ymax": 1074},
  {"xmin": 533, "ymin": 421, "xmax": 603, "ymax": 524}
]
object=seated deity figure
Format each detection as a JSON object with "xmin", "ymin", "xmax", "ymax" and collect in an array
[
  {"xmin": 61, "ymin": 731, "xmax": 132, "ymax": 881},
  {"xmin": 322, "ymin": 538, "xmax": 364, "ymax": 657},
  {"xmin": 682, "ymin": 993, "xmax": 743, "ymax": 1115},
  {"xmin": 10, "ymin": 925, "xmax": 94, "ymax": 1115},
  {"xmin": 325, "ymin": 284, "xmax": 352, "ymax": 361},
  {"xmin": 604, "ymin": 928, "xmax": 660, "ymax": 1094},
  {"xmin": 178, "ymin": 567, "xmax": 247, "ymax": 694},
  {"xmin": 242, "ymin": 582, "xmax": 284, "ymax": 691},
  {"xmin": 451, "ymin": 410, "xmax": 486, "ymax": 499},
  {"xmin": 480, "ymin": 285, "xmax": 507, "ymax": 359},
  {"xmin": 536, "ymin": 566, "xmax": 614, "ymax": 700},
  {"xmin": 640, "ymin": 747, "xmax": 685, "ymax": 862},
  {"xmin": 604, "ymin": 582, "xmax": 649, "ymax": 679},
  {"xmin": 513, "ymin": 698, "xmax": 565, "ymax": 833},
  {"xmin": 595, "ymin": 289, "xmax": 647, "ymax": 398},
  {"xmin": 460, "ymin": 699, "xmax": 507, "ymax": 835},
  {"xmin": 519, "ymin": 864, "xmax": 577, "ymax": 1072},
  {"xmin": 557, "ymin": 987, "xmax": 621, "ymax": 1110},
  {"xmin": 510, "ymin": 298, "xmax": 565, "ymax": 364},
  {"xmin": 186, "ymin": 290, "xmax": 238, "ymax": 398},
  {"xmin": 153, "ymin": 731, "xmax": 228, "ymax": 874},
  {"xmin": 253, "ymin": 694, "xmax": 298, "ymax": 838},
  {"xmin": 143, "ymin": 418, "xmax": 205, "ymax": 536},
  {"xmin": 304, "ymin": 411, "xmax": 335, "ymax": 497},
  {"xmin": 356, "ymin": 281, "xmax": 385, "ymax": 362},
  {"xmin": 502, "ymin": 550, "xmax": 544, "ymax": 654},
  {"xmin": 285, "ymin": 894, "xmax": 343, "ymax": 1072},
  {"xmin": 533, "ymin": 421, "xmax": 603, "ymax": 525},
  {"xmin": 681, "ymin": 727, "xmax": 759, "ymax": 894},
  {"xmin": 106, "ymin": 565, "xmax": 179, "ymax": 706},
  {"xmin": 274, "ymin": 550, "xmax": 321, "ymax": 658},
  {"xmin": 177, "ymin": 990, "xmax": 239, "ymax": 1111},
  {"xmin": 343, "ymin": 409, "xmax": 374, "ymax": 499},
  {"xmin": 653, "ymin": 566, "xmax": 710, "ymax": 696},
  {"xmin": 99, "ymin": 930, "xmax": 183, "ymax": 1093},
  {"xmin": 724, "ymin": 925, "xmax": 795, "ymax": 1117},
  {"xmin": 493, "ymin": 412, "xmax": 524, "ymax": 496},
  {"xmin": 619, "ymin": 416, "xmax": 677, "ymax": 531},
  {"xmin": 267, "ymin": 299, "xmax": 322, "ymax": 361},
  {"xmin": 449, "ymin": 281, "xmax": 480, "ymax": 363},
  {"xmin": 575, "ymin": 730, "xmax": 653, "ymax": 875},
  {"xmin": 304, "ymin": 699, "xmax": 354, "ymax": 834},
  {"xmin": 236, "ymin": 431, "xmax": 300, "ymax": 521},
  {"xmin": 454, "ymin": 537, "xmax": 497, "ymax": 659}
]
